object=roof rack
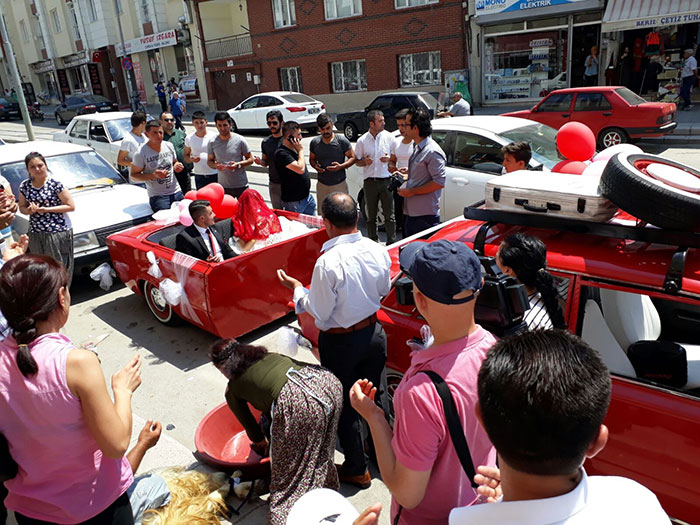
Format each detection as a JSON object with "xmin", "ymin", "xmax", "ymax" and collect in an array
[{"xmin": 463, "ymin": 206, "xmax": 700, "ymax": 294}]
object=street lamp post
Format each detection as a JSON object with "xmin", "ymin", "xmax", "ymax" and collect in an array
[{"xmin": 113, "ymin": 0, "xmax": 140, "ymax": 111}]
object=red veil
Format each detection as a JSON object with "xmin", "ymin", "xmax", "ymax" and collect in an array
[{"xmin": 232, "ymin": 189, "xmax": 282, "ymax": 242}]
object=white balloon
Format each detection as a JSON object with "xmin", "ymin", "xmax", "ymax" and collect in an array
[
  {"xmin": 178, "ymin": 198, "xmax": 193, "ymax": 211},
  {"xmin": 592, "ymin": 143, "xmax": 643, "ymax": 163},
  {"xmin": 582, "ymin": 160, "xmax": 608, "ymax": 177}
]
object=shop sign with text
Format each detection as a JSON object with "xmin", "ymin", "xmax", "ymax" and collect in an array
[
  {"xmin": 116, "ymin": 29, "xmax": 177, "ymax": 57},
  {"xmin": 476, "ymin": 0, "xmax": 588, "ymax": 15}
]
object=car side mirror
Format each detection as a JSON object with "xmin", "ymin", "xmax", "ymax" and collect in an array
[{"xmin": 61, "ymin": 103, "xmax": 67, "ymax": 108}]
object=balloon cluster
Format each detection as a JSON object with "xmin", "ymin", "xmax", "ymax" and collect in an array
[
  {"xmin": 178, "ymin": 183, "xmax": 240, "ymax": 226},
  {"xmin": 552, "ymin": 122, "xmax": 642, "ymax": 176}
]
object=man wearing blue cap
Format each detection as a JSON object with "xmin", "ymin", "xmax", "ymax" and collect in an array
[{"xmin": 350, "ymin": 240, "xmax": 497, "ymax": 524}]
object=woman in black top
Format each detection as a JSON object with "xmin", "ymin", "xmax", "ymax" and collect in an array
[{"xmin": 210, "ymin": 339, "xmax": 342, "ymax": 525}]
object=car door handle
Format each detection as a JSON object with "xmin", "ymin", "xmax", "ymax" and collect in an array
[
  {"xmin": 603, "ymin": 112, "xmax": 612, "ymax": 116},
  {"xmin": 561, "ymin": 113, "xmax": 570, "ymax": 117},
  {"xmin": 452, "ymin": 177, "xmax": 470, "ymax": 186}
]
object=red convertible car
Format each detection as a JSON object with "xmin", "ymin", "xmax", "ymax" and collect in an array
[
  {"xmin": 504, "ymin": 86, "xmax": 676, "ymax": 149},
  {"xmin": 107, "ymin": 211, "xmax": 328, "ymax": 338},
  {"xmin": 298, "ymin": 208, "xmax": 700, "ymax": 523}
]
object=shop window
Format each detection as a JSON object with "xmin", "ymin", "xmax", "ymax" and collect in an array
[
  {"xmin": 19, "ymin": 20, "xmax": 29, "ymax": 43},
  {"xmin": 280, "ymin": 67, "xmax": 302, "ymax": 92},
  {"xmin": 538, "ymin": 93, "xmax": 573, "ymax": 112},
  {"xmin": 395, "ymin": 0, "xmax": 438, "ymax": 8},
  {"xmin": 399, "ymin": 51, "xmax": 441, "ymax": 87},
  {"xmin": 51, "ymin": 9, "xmax": 62, "ymax": 33},
  {"xmin": 272, "ymin": 0, "xmax": 296, "ymax": 28},
  {"xmin": 574, "ymin": 93, "xmax": 612, "ymax": 112},
  {"xmin": 69, "ymin": 120, "xmax": 88, "ymax": 139},
  {"xmin": 331, "ymin": 59, "xmax": 366, "ymax": 92},
  {"xmin": 451, "ymin": 132, "xmax": 503, "ymax": 170},
  {"xmin": 325, "ymin": 0, "xmax": 361, "ymax": 20}
]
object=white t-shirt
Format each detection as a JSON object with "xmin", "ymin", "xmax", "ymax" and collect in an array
[
  {"xmin": 119, "ymin": 131, "xmax": 146, "ymax": 163},
  {"xmin": 391, "ymin": 137, "xmax": 413, "ymax": 170},
  {"xmin": 449, "ymin": 470, "xmax": 670, "ymax": 525},
  {"xmin": 185, "ymin": 131, "xmax": 218, "ymax": 175}
]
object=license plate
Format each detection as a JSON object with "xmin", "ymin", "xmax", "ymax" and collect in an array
[
  {"xmin": 99, "ymin": 107, "xmax": 111, "ymax": 111},
  {"xmin": 309, "ymin": 107, "xmax": 320, "ymax": 114}
]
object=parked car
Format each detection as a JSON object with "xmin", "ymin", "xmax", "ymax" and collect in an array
[
  {"xmin": 0, "ymin": 97, "xmax": 20, "ymax": 120},
  {"xmin": 106, "ymin": 212, "xmax": 328, "ymax": 337},
  {"xmin": 53, "ymin": 112, "xmax": 154, "ymax": 175},
  {"xmin": 227, "ymin": 91, "xmax": 325, "ymax": 133},
  {"xmin": 54, "ymin": 94, "xmax": 119, "ymax": 126},
  {"xmin": 1, "ymin": 141, "xmax": 152, "ymax": 275},
  {"xmin": 539, "ymin": 71, "xmax": 567, "ymax": 96},
  {"xmin": 504, "ymin": 86, "xmax": 677, "ymax": 149},
  {"xmin": 299, "ymin": 181, "xmax": 700, "ymax": 523},
  {"xmin": 337, "ymin": 91, "xmax": 438, "ymax": 141},
  {"xmin": 178, "ymin": 76, "xmax": 199, "ymax": 100},
  {"xmin": 346, "ymin": 116, "xmax": 560, "ymax": 224}
]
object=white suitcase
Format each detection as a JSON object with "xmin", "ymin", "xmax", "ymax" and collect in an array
[{"xmin": 485, "ymin": 171, "xmax": 618, "ymax": 222}]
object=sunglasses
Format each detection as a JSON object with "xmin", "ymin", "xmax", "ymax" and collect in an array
[
  {"xmin": 267, "ymin": 121, "xmax": 279, "ymax": 126},
  {"xmin": 163, "ymin": 118, "xmax": 174, "ymax": 122}
]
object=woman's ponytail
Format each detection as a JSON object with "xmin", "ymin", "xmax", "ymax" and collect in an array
[{"xmin": 534, "ymin": 268, "xmax": 567, "ymax": 329}]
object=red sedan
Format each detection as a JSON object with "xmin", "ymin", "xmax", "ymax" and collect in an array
[{"xmin": 504, "ymin": 86, "xmax": 676, "ymax": 149}]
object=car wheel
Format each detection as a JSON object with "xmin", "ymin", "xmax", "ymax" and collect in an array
[
  {"xmin": 143, "ymin": 280, "xmax": 183, "ymax": 326},
  {"xmin": 600, "ymin": 152, "xmax": 700, "ymax": 231},
  {"xmin": 230, "ymin": 119, "xmax": 238, "ymax": 133},
  {"xmin": 343, "ymin": 122, "xmax": 358, "ymax": 142},
  {"xmin": 385, "ymin": 368, "xmax": 404, "ymax": 426},
  {"xmin": 55, "ymin": 112, "xmax": 65, "ymax": 126},
  {"xmin": 597, "ymin": 127, "xmax": 628, "ymax": 150}
]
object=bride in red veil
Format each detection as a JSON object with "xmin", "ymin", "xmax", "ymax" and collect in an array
[{"xmin": 232, "ymin": 189, "xmax": 282, "ymax": 252}]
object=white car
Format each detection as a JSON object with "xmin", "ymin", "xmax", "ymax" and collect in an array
[
  {"xmin": 347, "ymin": 116, "xmax": 560, "ymax": 224},
  {"xmin": 227, "ymin": 91, "xmax": 325, "ymax": 132},
  {"xmin": 2, "ymin": 141, "xmax": 152, "ymax": 275},
  {"xmin": 53, "ymin": 112, "xmax": 153, "ymax": 175}
]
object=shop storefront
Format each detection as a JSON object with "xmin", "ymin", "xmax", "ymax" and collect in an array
[
  {"xmin": 474, "ymin": 0, "xmax": 604, "ymax": 104},
  {"xmin": 60, "ymin": 51, "xmax": 91, "ymax": 95},
  {"xmin": 30, "ymin": 59, "xmax": 59, "ymax": 102}
]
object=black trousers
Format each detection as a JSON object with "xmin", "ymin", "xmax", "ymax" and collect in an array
[
  {"xmin": 174, "ymin": 167, "xmax": 192, "ymax": 194},
  {"xmin": 15, "ymin": 491, "xmax": 133, "ymax": 525},
  {"xmin": 319, "ymin": 322, "xmax": 389, "ymax": 476}
]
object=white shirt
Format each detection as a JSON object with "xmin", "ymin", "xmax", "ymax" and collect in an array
[
  {"xmin": 524, "ymin": 291, "xmax": 553, "ymax": 330},
  {"xmin": 194, "ymin": 224, "xmax": 221, "ymax": 257},
  {"xmin": 449, "ymin": 98, "xmax": 471, "ymax": 116},
  {"xmin": 391, "ymin": 137, "xmax": 413, "ymax": 170},
  {"xmin": 119, "ymin": 130, "xmax": 146, "ymax": 162},
  {"xmin": 355, "ymin": 130, "xmax": 394, "ymax": 179},
  {"xmin": 449, "ymin": 470, "xmax": 670, "ymax": 525},
  {"xmin": 185, "ymin": 131, "xmax": 218, "ymax": 175},
  {"xmin": 682, "ymin": 55, "xmax": 698, "ymax": 78},
  {"xmin": 293, "ymin": 231, "xmax": 391, "ymax": 331}
]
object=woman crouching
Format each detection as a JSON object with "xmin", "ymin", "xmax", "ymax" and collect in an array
[{"xmin": 210, "ymin": 339, "xmax": 342, "ymax": 524}]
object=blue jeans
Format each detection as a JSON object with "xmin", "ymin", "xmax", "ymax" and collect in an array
[
  {"xmin": 282, "ymin": 194, "xmax": 316, "ymax": 215},
  {"xmin": 194, "ymin": 173, "xmax": 218, "ymax": 190},
  {"xmin": 403, "ymin": 214, "xmax": 440, "ymax": 238},
  {"xmin": 149, "ymin": 191, "xmax": 184, "ymax": 212},
  {"xmin": 681, "ymin": 76, "xmax": 694, "ymax": 108}
]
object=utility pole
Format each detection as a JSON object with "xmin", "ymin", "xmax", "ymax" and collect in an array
[
  {"xmin": 114, "ymin": 0, "xmax": 140, "ymax": 111},
  {"xmin": 0, "ymin": 8, "xmax": 34, "ymax": 140}
]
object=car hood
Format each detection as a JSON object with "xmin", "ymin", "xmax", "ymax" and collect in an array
[
  {"xmin": 501, "ymin": 109, "xmax": 532, "ymax": 117},
  {"xmin": 67, "ymin": 183, "xmax": 152, "ymax": 233}
]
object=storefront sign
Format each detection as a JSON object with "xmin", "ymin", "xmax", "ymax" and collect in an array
[
  {"xmin": 56, "ymin": 69, "xmax": 71, "ymax": 96},
  {"xmin": 529, "ymin": 53, "xmax": 550, "ymax": 60},
  {"xmin": 633, "ymin": 12, "xmax": 700, "ymax": 28},
  {"xmin": 31, "ymin": 60, "xmax": 55, "ymax": 74},
  {"xmin": 530, "ymin": 38, "xmax": 553, "ymax": 47},
  {"xmin": 62, "ymin": 51, "xmax": 89, "ymax": 68},
  {"xmin": 116, "ymin": 29, "xmax": 177, "ymax": 57},
  {"xmin": 476, "ymin": 0, "xmax": 588, "ymax": 15},
  {"xmin": 88, "ymin": 63, "xmax": 103, "ymax": 96}
]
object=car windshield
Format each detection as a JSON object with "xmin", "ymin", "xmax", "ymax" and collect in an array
[
  {"xmin": 500, "ymin": 123, "xmax": 560, "ymax": 170},
  {"xmin": 105, "ymin": 118, "xmax": 133, "ymax": 141},
  {"xmin": 615, "ymin": 87, "xmax": 646, "ymax": 106},
  {"xmin": 282, "ymin": 94, "xmax": 315, "ymax": 103},
  {"xmin": 419, "ymin": 93, "xmax": 440, "ymax": 110},
  {"xmin": 1, "ymin": 150, "xmax": 125, "ymax": 196}
]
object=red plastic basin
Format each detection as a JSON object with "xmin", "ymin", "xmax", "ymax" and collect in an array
[{"xmin": 195, "ymin": 402, "xmax": 271, "ymax": 479}]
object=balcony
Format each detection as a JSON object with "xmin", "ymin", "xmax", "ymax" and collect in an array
[{"xmin": 204, "ymin": 33, "xmax": 253, "ymax": 61}]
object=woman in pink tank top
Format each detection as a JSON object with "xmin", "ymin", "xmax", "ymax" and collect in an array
[{"xmin": 0, "ymin": 255, "xmax": 141, "ymax": 524}]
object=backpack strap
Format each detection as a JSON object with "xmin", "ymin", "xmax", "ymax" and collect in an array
[{"xmin": 420, "ymin": 370, "xmax": 478, "ymax": 488}]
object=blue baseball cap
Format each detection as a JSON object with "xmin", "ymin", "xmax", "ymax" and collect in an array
[{"xmin": 399, "ymin": 240, "xmax": 482, "ymax": 305}]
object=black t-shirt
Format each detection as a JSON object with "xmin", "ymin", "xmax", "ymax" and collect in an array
[
  {"xmin": 274, "ymin": 145, "xmax": 311, "ymax": 203},
  {"xmin": 261, "ymin": 134, "xmax": 284, "ymax": 183}
]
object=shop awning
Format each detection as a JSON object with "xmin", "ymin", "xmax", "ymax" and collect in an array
[{"xmin": 602, "ymin": 0, "xmax": 700, "ymax": 32}]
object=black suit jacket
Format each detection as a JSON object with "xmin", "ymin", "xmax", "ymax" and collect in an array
[{"xmin": 175, "ymin": 220, "xmax": 236, "ymax": 261}]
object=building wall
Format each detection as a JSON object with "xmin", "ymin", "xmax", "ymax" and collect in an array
[{"xmin": 199, "ymin": 0, "xmax": 249, "ymax": 41}]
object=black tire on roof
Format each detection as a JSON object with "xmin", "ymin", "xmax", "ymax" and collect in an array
[{"xmin": 600, "ymin": 152, "xmax": 700, "ymax": 231}]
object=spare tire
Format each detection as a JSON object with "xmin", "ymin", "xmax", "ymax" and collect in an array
[{"xmin": 600, "ymin": 152, "xmax": 700, "ymax": 231}]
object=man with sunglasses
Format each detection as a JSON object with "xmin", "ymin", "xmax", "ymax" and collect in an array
[
  {"xmin": 161, "ymin": 112, "xmax": 193, "ymax": 194},
  {"xmin": 254, "ymin": 110, "xmax": 284, "ymax": 209}
]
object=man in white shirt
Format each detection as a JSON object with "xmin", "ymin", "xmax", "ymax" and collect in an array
[
  {"xmin": 438, "ymin": 92, "xmax": 471, "ymax": 118},
  {"xmin": 174, "ymin": 200, "xmax": 235, "ymax": 262},
  {"xmin": 117, "ymin": 111, "xmax": 147, "ymax": 178},
  {"xmin": 277, "ymin": 192, "xmax": 391, "ymax": 490},
  {"xmin": 680, "ymin": 48, "xmax": 698, "ymax": 111},
  {"xmin": 184, "ymin": 111, "xmax": 219, "ymax": 189},
  {"xmin": 355, "ymin": 110, "xmax": 396, "ymax": 245},
  {"xmin": 449, "ymin": 330, "xmax": 670, "ymax": 525}
]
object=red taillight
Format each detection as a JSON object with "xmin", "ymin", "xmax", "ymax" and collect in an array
[
  {"xmin": 286, "ymin": 106, "xmax": 306, "ymax": 112},
  {"xmin": 321, "ymin": 104, "xmax": 325, "ymax": 109},
  {"xmin": 0, "ymin": 104, "xmax": 4, "ymax": 110}
]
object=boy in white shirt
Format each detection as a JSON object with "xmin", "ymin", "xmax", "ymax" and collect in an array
[{"xmin": 184, "ymin": 111, "xmax": 218, "ymax": 189}]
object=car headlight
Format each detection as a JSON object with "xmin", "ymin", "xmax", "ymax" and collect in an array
[{"xmin": 73, "ymin": 231, "xmax": 100, "ymax": 253}]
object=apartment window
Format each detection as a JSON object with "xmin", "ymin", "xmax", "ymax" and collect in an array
[
  {"xmin": 280, "ymin": 66, "xmax": 302, "ymax": 92},
  {"xmin": 69, "ymin": 5, "xmax": 81, "ymax": 41},
  {"xmin": 395, "ymin": 0, "xmax": 438, "ymax": 7},
  {"xmin": 331, "ymin": 59, "xmax": 366, "ymax": 92},
  {"xmin": 87, "ymin": 0, "xmax": 98, "ymax": 22},
  {"xmin": 19, "ymin": 20, "xmax": 29, "ymax": 43},
  {"xmin": 272, "ymin": 0, "xmax": 296, "ymax": 28},
  {"xmin": 399, "ymin": 51, "xmax": 441, "ymax": 87},
  {"xmin": 325, "ymin": 0, "xmax": 361, "ymax": 20},
  {"xmin": 116, "ymin": 0, "xmax": 124, "ymax": 15},
  {"xmin": 51, "ymin": 9, "xmax": 62, "ymax": 33}
]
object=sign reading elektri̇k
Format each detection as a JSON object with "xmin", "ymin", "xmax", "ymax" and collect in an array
[{"xmin": 476, "ymin": 0, "xmax": 588, "ymax": 15}]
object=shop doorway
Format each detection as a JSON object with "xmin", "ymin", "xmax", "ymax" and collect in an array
[
  {"xmin": 571, "ymin": 25, "xmax": 601, "ymax": 87},
  {"xmin": 212, "ymin": 69, "xmax": 257, "ymax": 111}
]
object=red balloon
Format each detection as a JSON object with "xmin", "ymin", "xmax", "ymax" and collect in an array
[
  {"xmin": 197, "ymin": 183, "xmax": 225, "ymax": 207},
  {"xmin": 214, "ymin": 194, "xmax": 239, "ymax": 219},
  {"xmin": 552, "ymin": 160, "xmax": 587, "ymax": 174},
  {"xmin": 184, "ymin": 190, "xmax": 198, "ymax": 201},
  {"xmin": 556, "ymin": 122, "xmax": 596, "ymax": 161}
]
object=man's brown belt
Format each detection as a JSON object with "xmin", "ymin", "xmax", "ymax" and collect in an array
[{"xmin": 323, "ymin": 313, "xmax": 378, "ymax": 335}]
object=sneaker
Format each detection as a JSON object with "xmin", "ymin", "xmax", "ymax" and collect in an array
[
  {"xmin": 683, "ymin": 106, "xmax": 692, "ymax": 111},
  {"xmin": 335, "ymin": 464, "xmax": 372, "ymax": 489}
]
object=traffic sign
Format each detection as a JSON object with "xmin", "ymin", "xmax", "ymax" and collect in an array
[{"xmin": 122, "ymin": 57, "xmax": 133, "ymax": 71}]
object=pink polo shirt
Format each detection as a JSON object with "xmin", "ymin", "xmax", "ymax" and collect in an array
[{"xmin": 391, "ymin": 326, "xmax": 498, "ymax": 524}]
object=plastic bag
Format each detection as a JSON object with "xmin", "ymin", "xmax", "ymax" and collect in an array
[
  {"xmin": 276, "ymin": 326, "xmax": 300, "ymax": 358},
  {"xmin": 89, "ymin": 262, "xmax": 116, "ymax": 291},
  {"xmin": 146, "ymin": 251, "xmax": 162, "ymax": 279},
  {"xmin": 159, "ymin": 278, "xmax": 182, "ymax": 306},
  {"xmin": 406, "ymin": 324, "xmax": 434, "ymax": 352}
]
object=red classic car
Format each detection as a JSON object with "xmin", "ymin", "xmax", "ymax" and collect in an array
[
  {"xmin": 298, "ymin": 209, "xmax": 700, "ymax": 523},
  {"xmin": 107, "ymin": 211, "xmax": 328, "ymax": 338},
  {"xmin": 504, "ymin": 86, "xmax": 676, "ymax": 149}
]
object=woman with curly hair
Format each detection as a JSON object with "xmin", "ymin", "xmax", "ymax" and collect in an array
[
  {"xmin": 496, "ymin": 233, "xmax": 567, "ymax": 330},
  {"xmin": 209, "ymin": 339, "xmax": 342, "ymax": 525}
]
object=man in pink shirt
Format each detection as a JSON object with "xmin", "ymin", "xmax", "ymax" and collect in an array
[{"xmin": 350, "ymin": 239, "xmax": 497, "ymax": 524}]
